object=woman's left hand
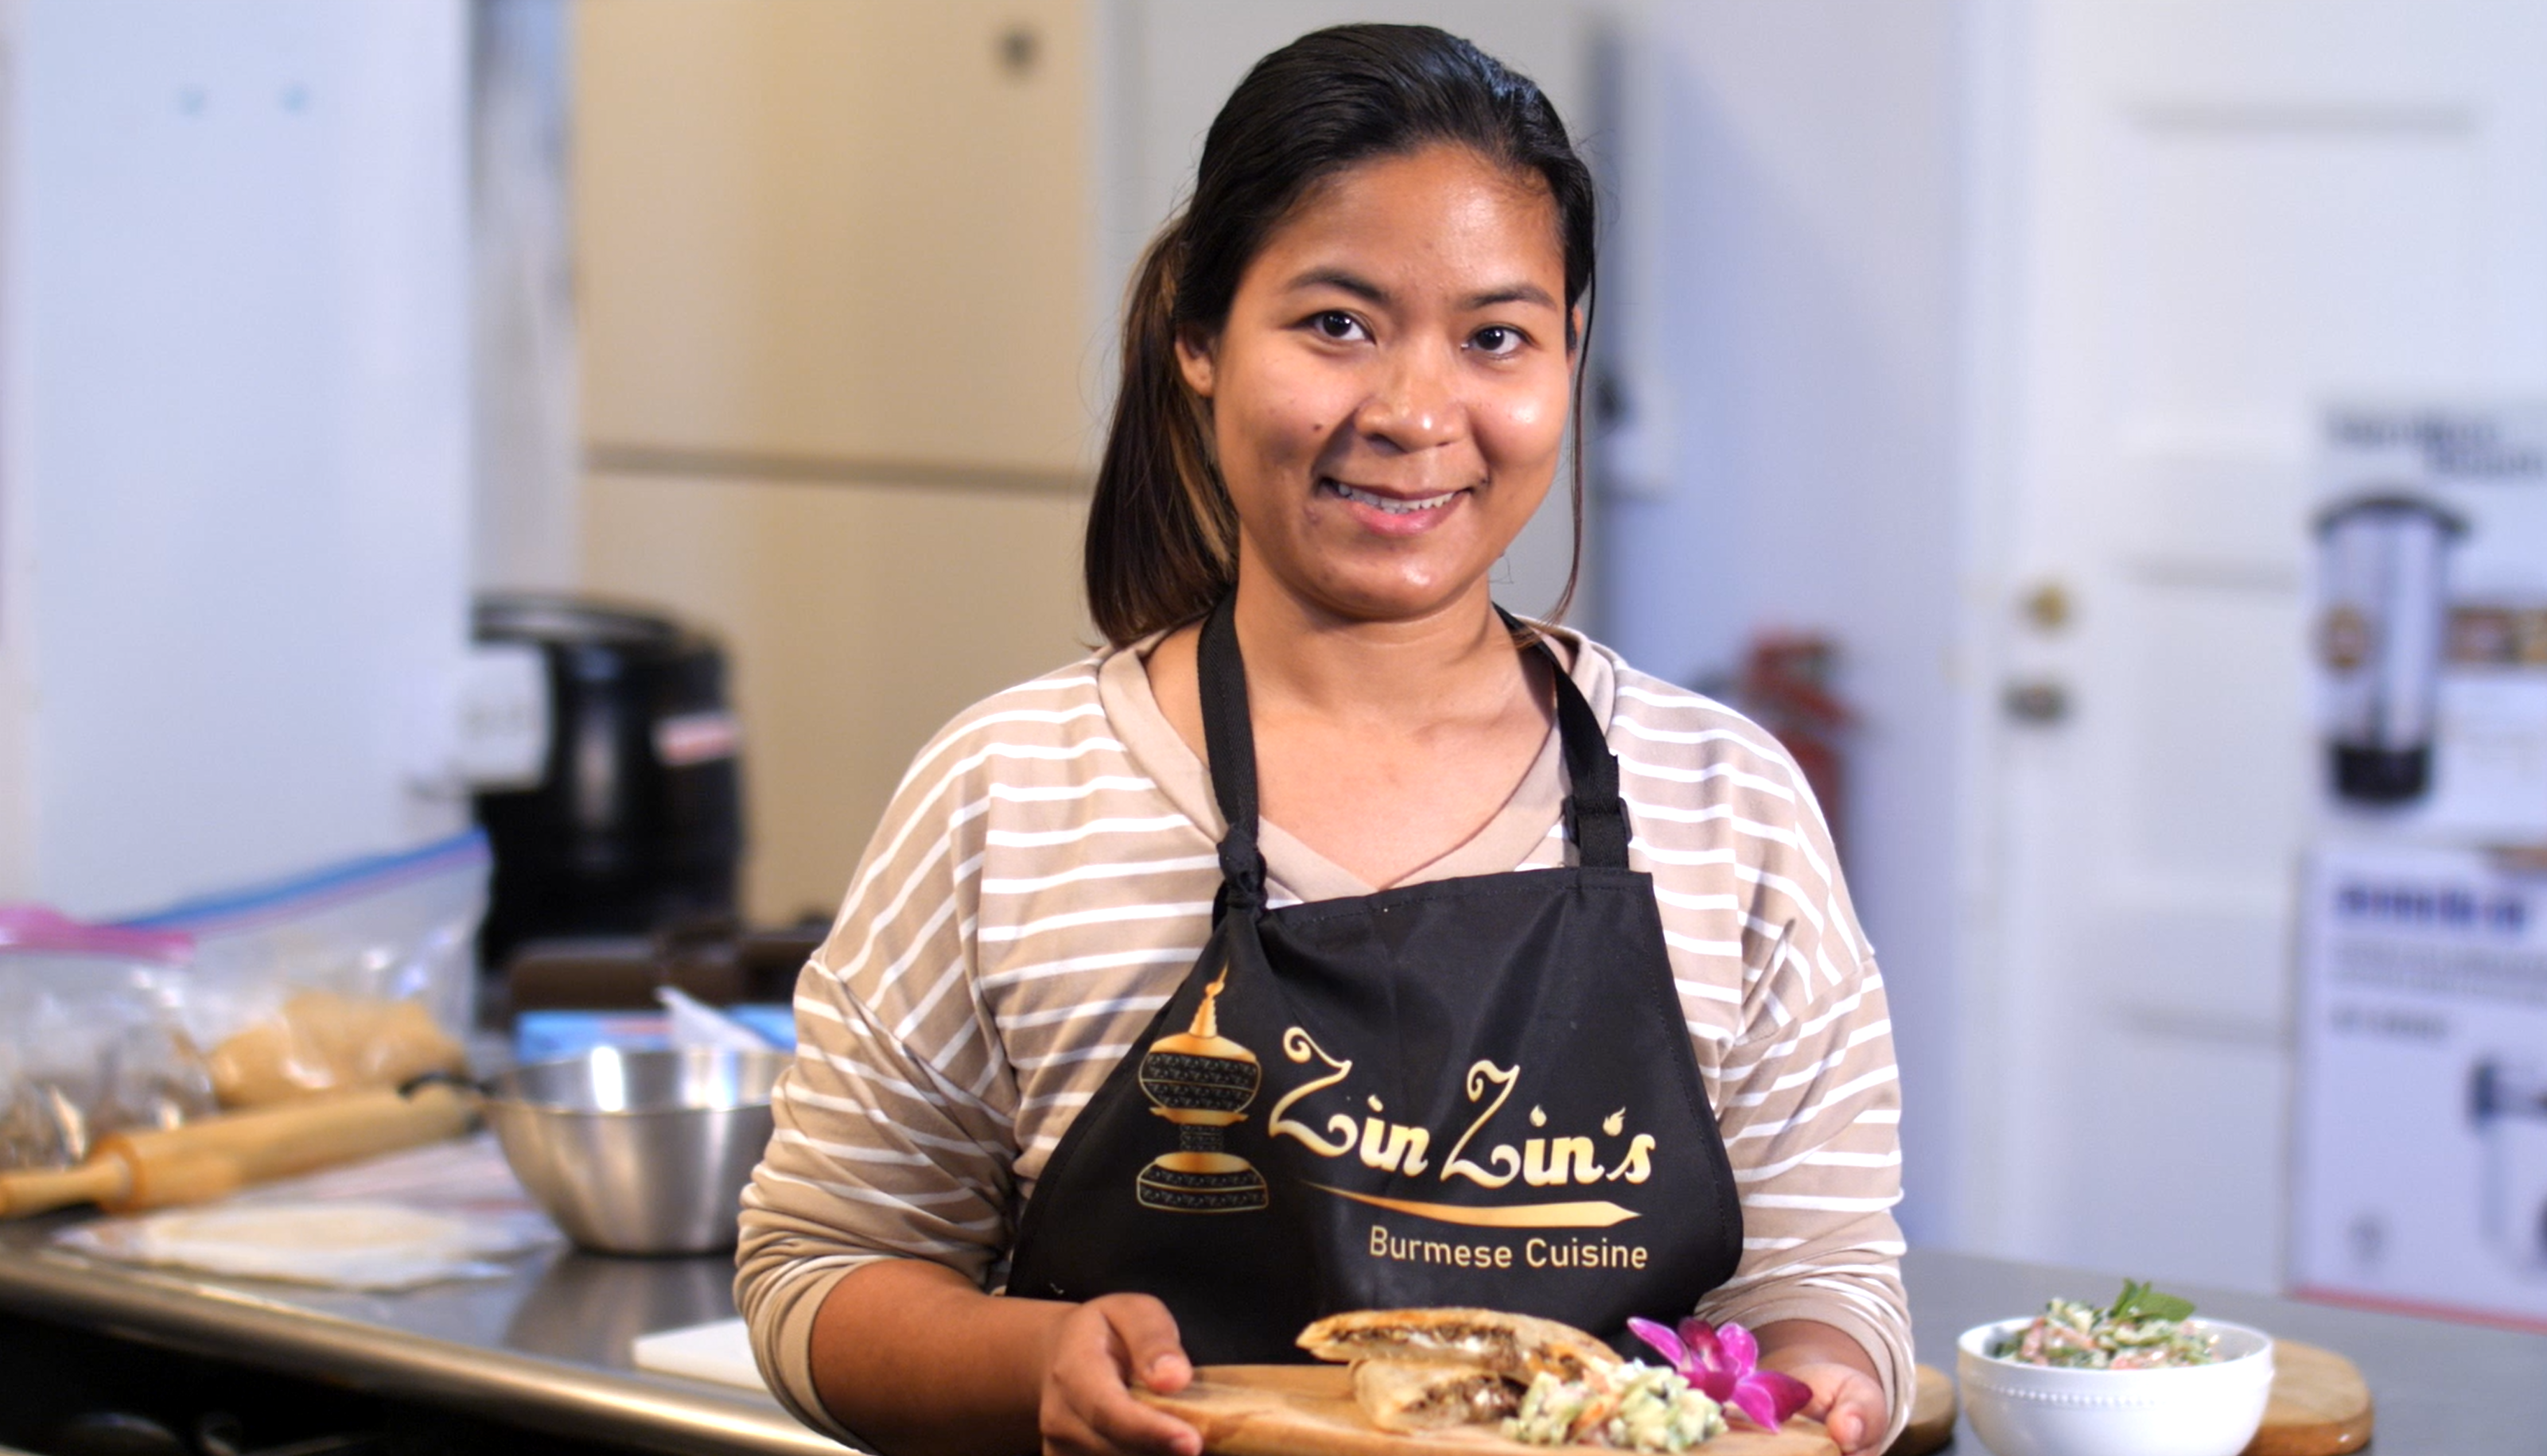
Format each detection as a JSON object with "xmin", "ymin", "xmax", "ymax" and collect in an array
[{"xmin": 1752, "ymin": 1319, "xmax": 1888, "ymax": 1456}]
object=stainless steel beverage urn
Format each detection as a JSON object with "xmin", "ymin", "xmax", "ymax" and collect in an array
[{"xmin": 2316, "ymin": 495, "xmax": 2466, "ymax": 804}]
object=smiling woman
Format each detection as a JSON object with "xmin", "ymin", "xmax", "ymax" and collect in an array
[
  {"xmin": 1083, "ymin": 25, "xmax": 1595, "ymax": 646},
  {"xmin": 1178, "ymin": 146, "xmax": 1570, "ymax": 630},
  {"xmin": 737, "ymin": 24, "xmax": 1911, "ymax": 1456}
]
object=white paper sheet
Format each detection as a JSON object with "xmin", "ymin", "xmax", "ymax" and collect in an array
[{"xmin": 632, "ymin": 1315, "xmax": 766, "ymax": 1390}]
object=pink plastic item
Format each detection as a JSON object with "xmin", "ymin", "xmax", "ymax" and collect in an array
[{"xmin": 0, "ymin": 906, "xmax": 192, "ymax": 965}]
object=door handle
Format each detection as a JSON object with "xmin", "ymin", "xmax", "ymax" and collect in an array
[
  {"xmin": 2004, "ymin": 679, "xmax": 2071, "ymax": 724},
  {"xmin": 2021, "ymin": 581, "xmax": 2074, "ymax": 632}
]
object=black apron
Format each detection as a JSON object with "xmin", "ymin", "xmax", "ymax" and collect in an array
[{"xmin": 1005, "ymin": 599, "xmax": 1743, "ymax": 1362}]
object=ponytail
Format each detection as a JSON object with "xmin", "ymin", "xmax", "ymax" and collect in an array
[{"xmin": 1084, "ymin": 216, "xmax": 1237, "ymax": 645}]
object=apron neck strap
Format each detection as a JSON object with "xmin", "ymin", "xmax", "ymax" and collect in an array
[
  {"xmin": 1199, "ymin": 596, "xmax": 1266, "ymax": 910},
  {"xmin": 1196, "ymin": 596, "xmax": 1632, "ymax": 910},
  {"xmin": 1543, "ymin": 623, "xmax": 1631, "ymax": 869}
]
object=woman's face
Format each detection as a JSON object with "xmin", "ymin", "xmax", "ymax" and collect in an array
[{"xmin": 1179, "ymin": 144, "xmax": 1576, "ymax": 626}]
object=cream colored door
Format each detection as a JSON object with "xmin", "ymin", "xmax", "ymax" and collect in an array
[
  {"xmin": 574, "ymin": 2, "xmax": 1099, "ymax": 922},
  {"xmin": 577, "ymin": 0, "xmax": 1095, "ymax": 477},
  {"xmin": 1967, "ymin": 0, "xmax": 2547, "ymax": 1288}
]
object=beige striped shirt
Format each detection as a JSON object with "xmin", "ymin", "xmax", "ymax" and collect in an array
[{"xmin": 737, "ymin": 628, "xmax": 1911, "ymax": 1445}]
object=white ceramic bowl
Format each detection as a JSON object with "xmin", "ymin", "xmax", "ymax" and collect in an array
[{"xmin": 1955, "ymin": 1316, "xmax": 2275, "ymax": 1456}]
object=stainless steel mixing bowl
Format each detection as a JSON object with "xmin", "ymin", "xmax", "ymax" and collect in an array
[{"xmin": 484, "ymin": 1047, "xmax": 787, "ymax": 1255}]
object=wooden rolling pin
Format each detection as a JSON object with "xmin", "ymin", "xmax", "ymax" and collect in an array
[{"xmin": 0, "ymin": 1081, "xmax": 475, "ymax": 1218}]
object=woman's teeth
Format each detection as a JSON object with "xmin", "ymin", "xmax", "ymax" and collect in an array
[{"xmin": 1329, "ymin": 481, "xmax": 1457, "ymax": 514}]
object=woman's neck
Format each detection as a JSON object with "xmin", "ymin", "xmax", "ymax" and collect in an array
[
  {"xmin": 1141, "ymin": 566, "xmax": 1557, "ymax": 889},
  {"xmin": 1228, "ymin": 575, "xmax": 1522, "ymax": 728}
]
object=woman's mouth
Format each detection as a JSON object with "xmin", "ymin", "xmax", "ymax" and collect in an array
[{"xmin": 1322, "ymin": 480, "xmax": 1463, "ymax": 515}]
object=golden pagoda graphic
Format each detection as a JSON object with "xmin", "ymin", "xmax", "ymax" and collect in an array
[{"xmin": 1135, "ymin": 962, "xmax": 1269, "ymax": 1212}]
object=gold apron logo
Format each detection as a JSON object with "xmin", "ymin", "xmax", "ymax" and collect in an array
[
  {"xmin": 1267, "ymin": 1029, "xmax": 1652, "ymax": 1229},
  {"xmin": 1134, "ymin": 963, "xmax": 1270, "ymax": 1213}
]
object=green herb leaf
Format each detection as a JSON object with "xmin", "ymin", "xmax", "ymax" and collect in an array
[
  {"xmin": 2108, "ymin": 1278, "xmax": 2195, "ymax": 1322},
  {"xmin": 2136, "ymin": 1290, "xmax": 2196, "ymax": 1322}
]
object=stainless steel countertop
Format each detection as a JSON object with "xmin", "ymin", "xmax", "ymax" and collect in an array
[
  {"xmin": 0, "ymin": 1209, "xmax": 839, "ymax": 1456},
  {"xmin": 6, "ymin": 1204, "xmax": 2545, "ymax": 1454}
]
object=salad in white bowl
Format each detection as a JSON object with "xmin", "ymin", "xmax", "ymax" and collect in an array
[
  {"xmin": 2000, "ymin": 1279, "xmax": 2222, "ymax": 1369},
  {"xmin": 1956, "ymin": 1281, "xmax": 2275, "ymax": 1456}
]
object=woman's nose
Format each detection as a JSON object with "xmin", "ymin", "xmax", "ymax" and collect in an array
[{"xmin": 1355, "ymin": 344, "xmax": 1463, "ymax": 452}]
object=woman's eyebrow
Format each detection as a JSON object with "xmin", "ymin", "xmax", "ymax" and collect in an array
[
  {"xmin": 1283, "ymin": 269, "xmax": 1557, "ymax": 313},
  {"xmin": 1464, "ymin": 282, "xmax": 1557, "ymax": 310},
  {"xmin": 1285, "ymin": 266, "xmax": 1391, "ymax": 305}
]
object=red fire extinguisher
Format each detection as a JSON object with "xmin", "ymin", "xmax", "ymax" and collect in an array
[{"xmin": 1727, "ymin": 633, "xmax": 1853, "ymax": 850}]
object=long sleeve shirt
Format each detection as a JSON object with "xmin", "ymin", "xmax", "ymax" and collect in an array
[{"xmin": 737, "ymin": 627, "xmax": 1912, "ymax": 1446}]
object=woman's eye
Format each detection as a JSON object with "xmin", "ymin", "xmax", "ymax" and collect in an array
[
  {"xmin": 1472, "ymin": 325, "xmax": 1523, "ymax": 356},
  {"xmin": 1312, "ymin": 311, "xmax": 1367, "ymax": 342}
]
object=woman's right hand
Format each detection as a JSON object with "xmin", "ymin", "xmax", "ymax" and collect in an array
[{"xmin": 1038, "ymin": 1294, "xmax": 1204, "ymax": 1456}]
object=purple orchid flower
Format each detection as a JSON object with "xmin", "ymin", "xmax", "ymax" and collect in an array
[{"xmin": 1627, "ymin": 1315, "xmax": 1812, "ymax": 1432}]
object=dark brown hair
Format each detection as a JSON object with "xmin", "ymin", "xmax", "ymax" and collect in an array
[{"xmin": 1083, "ymin": 24, "xmax": 1598, "ymax": 646}]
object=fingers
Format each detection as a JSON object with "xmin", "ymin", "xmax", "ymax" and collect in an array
[
  {"xmin": 1102, "ymin": 1294, "xmax": 1194, "ymax": 1394},
  {"xmin": 1826, "ymin": 1400, "xmax": 1867, "ymax": 1451},
  {"xmin": 1817, "ymin": 1372, "xmax": 1886, "ymax": 1455},
  {"xmin": 1775, "ymin": 1363, "xmax": 1885, "ymax": 1454},
  {"xmin": 1044, "ymin": 1392, "xmax": 1199, "ymax": 1456},
  {"xmin": 1785, "ymin": 1364, "xmax": 1844, "ymax": 1419},
  {"xmin": 1045, "ymin": 1356, "xmax": 1200, "ymax": 1456},
  {"xmin": 1040, "ymin": 1299, "xmax": 1200, "ymax": 1456}
]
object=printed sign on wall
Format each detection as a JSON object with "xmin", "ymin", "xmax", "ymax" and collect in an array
[{"xmin": 2292, "ymin": 841, "xmax": 2547, "ymax": 1328}]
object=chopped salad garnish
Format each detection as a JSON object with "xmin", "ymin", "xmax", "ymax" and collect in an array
[
  {"xmin": 1993, "ymin": 1279, "xmax": 2219, "ymax": 1369},
  {"xmin": 1504, "ymin": 1362, "xmax": 1728, "ymax": 1451}
]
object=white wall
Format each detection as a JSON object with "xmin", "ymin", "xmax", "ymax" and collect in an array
[
  {"xmin": 1596, "ymin": 1, "xmax": 1971, "ymax": 1243},
  {"xmin": 0, "ymin": 0, "xmax": 474, "ymax": 917}
]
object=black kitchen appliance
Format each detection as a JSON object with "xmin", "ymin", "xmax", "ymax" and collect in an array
[{"xmin": 470, "ymin": 595, "xmax": 744, "ymax": 977}]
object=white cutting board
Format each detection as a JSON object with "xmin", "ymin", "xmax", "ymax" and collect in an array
[{"xmin": 632, "ymin": 1316, "xmax": 766, "ymax": 1391}]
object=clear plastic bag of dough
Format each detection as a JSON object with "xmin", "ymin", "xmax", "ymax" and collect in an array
[{"xmin": 126, "ymin": 832, "xmax": 490, "ymax": 1109}]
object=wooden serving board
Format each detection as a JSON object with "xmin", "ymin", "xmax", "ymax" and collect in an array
[
  {"xmin": 1139, "ymin": 1365, "xmax": 1837, "ymax": 1456},
  {"xmin": 1142, "ymin": 1347, "xmax": 2363, "ymax": 1456},
  {"xmin": 2245, "ymin": 1341, "xmax": 2373, "ymax": 1456},
  {"xmin": 1882, "ymin": 1365, "xmax": 1955, "ymax": 1456}
]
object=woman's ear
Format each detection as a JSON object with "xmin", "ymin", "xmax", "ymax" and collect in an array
[
  {"xmin": 1176, "ymin": 324, "xmax": 1219, "ymax": 399},
  {"xmin": 1567, "ymin": 305, "xmax": 1585, "ymax": 356}
]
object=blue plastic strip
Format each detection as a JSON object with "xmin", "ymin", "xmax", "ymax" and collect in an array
[{"xmin": 116, "ymin": 828, "xmax": 492, "ymax": 932}]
